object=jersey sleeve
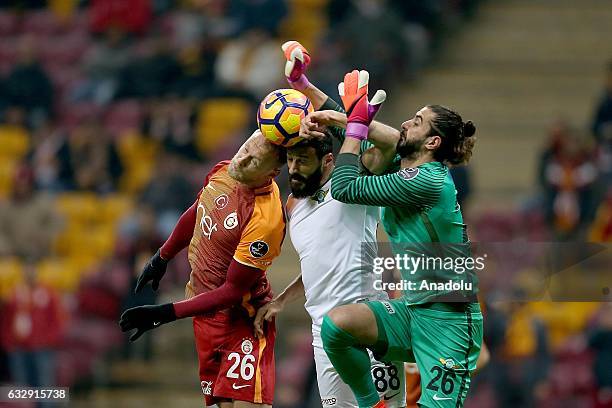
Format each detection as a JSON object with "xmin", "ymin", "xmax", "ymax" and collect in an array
[
  {"xmin": 285, "ymin": 195, "xmax": 297, "ymax": 221},
  {"xmin": 331, "ymin": 153, "xmax": 446, "ymax": 210},
  {"xmin": 233, "ymin": 198, "xmax": 285, "ymax": 271}
]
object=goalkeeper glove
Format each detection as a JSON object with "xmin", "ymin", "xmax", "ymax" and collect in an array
[
  {"xmin": 282, "ymin": 40, "xmax": 311, "ymax": 91},
  {"xmin": 338, "ymin": 70, "xmax": 386, "ymax": 140},
  {"xmin": 135, "ymin": 249, "xmax": 168, "ymax": 293},
  {"xmin": 119, "ymin": 303, "xmax": 176, "ymax": 341}
]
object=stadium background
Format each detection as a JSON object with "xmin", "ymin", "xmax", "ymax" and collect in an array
[{"xmin": 0, "ymin": 0, "xmax": 610, "ymax": 407}]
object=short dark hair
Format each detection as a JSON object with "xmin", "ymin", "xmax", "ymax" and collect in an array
[
  {"xmin": 426, "ymin": 105, "xmax": 476, "ymax": 166},
  {"xmin": 287, "ymin": 133, "xmax": 333, "ymax": 159}
]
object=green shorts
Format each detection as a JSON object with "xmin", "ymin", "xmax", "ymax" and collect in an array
[{"xmin": 366, "ymin": 299, "xmax": 483, "ymax": 408}]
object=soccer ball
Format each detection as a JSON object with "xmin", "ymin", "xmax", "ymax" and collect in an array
[{"xmin": 257, "ymin": 88, "xmax": 314, "ymax": 147}]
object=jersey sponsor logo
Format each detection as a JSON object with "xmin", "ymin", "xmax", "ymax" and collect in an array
[
  {"xmin": 215, "ymin": 194, "xmax": 229, "ymax": 209},
  {"xmin": 224, "ymin": 212, "xmax": 238, "ymax": 230},
  {"xmin": 398, "ymin": 167, "xmax": 420, "ymax": 180},
  {"xmin": 320, "ymin": 396, "xmax": 337, "ymax": 406},
  {"xmin": 249, "ymin": 241, "xmax": 269, "ymax": 258},
  {"xmin": 201, "ymin": 380, "xmax": 213, "ymax": 395},
  {"xmin": 384, "ymin": 392, "xmax": 400, "ymax": 400},
  {"xmin": 241, "ymin": 339, "xmax": 254, "ymax": 354},
  {"xmin": 198, "ymin": 204, "xmax": 218, "ymax": 239},
  {"xmin": 433, "ymin": 394, "xmax": 452, "ymax": 401},
  {"xmin": 439, "ymin": 357, "xmax": 461, "ymax": 371},
  {"xmin": 232, "ymin": 383, "xmax": 251, "ymax": 390},
  {"xmin": 381, "ymin": 301, "xmax": 395, "ymax": 314}
]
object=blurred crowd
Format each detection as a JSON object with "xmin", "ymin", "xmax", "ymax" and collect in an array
[
  {"xmin": 534, "ymin": 62, "xmax": 612, "ymax": 242},
  {"xmin": 0, "ymin": 1, "xmax": 610, "ymax": 407}
]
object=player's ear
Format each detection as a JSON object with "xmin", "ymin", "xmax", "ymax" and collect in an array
[
  {"xmin": 271, "ymin": 167, "xmax": 281, "ymax": 178},
  {"xmin": 426, "ymin": 135, "xmax": 442, "ymax": 151},
  {"xmin": 323, "ymin": 153, "xmax": 334, "ymax": 167}
]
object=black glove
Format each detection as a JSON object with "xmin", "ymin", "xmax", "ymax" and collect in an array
[
  {"xmin": 135, "ymin": 249, "xmax": 168, "ymax": 294},
  {"xmin": 119, "ymin": 303, "xmax": 176, "ymax": 342}
]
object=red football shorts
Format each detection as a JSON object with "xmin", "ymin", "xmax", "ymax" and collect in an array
[{"xmin": 193, "ymin": 312, "xmax": 276, "ymax": 406}]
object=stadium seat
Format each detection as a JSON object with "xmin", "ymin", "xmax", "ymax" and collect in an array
[
  {"xmin": 0, "ymin": 158, "xmax": 18, "ymax": 198},
  {"xmin": 0, "ymin": 258, "xmax": 24, "ymax": 299},
  {"xmin": 196, "ymin": 98, "xmax": 250, "ymax": 156},
  {"xmin": 55, "ymin": 192, "xmax": 100, "ymax": 225},
  {"xmin": 37, "ymin": 258, "xmax": 81, "ymax": 292},
  {"xmin": 0, "ymin": 125, "xmax": 30, "ymax": 160},
  {"xmin": 117, "ymin": 130, "xmax": 159, "ymax": 162},
  {"xmin": 528, "ymin": 302, "xmax": 600, "ymax": 349},
  {"xmin": 280, "ymin": 14, "xmax": 326, "ymax": 51},
  {"xmin": 56, "ymin": 223, "xmax": 115, "ymax": 260},
  {"xmin": 119, "ymin": 161, "xmax": 155, "ymax": 194},
  {"xmin": 100, "ymin": 194, "xmax": 133, "ymax": 223},
  {"xmin": 117, "ymin": 131, "xmax": 158, "ymax": 193}
]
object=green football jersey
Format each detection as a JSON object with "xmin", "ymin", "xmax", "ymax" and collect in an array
[
  {"xmin": 322, "ymin": 97, "xmax": 476, "ymax": 303},
  {"xmin": 331, "ymin": 150, "xmax": 476, "ymax": 305}
]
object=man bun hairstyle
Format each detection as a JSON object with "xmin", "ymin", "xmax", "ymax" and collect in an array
[{"xmin": 427, "ymin": 105, "xmax": 477, "ymax": 166}]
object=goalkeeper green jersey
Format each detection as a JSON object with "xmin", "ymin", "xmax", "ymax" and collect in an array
[{"xmin": 322, "ymin": 98, "xmax": 476, "ymax": 304}]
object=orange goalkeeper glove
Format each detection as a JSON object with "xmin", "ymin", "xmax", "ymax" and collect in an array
[
  {"xmin": 282, "ymin": 40, "xmax": 311, "ymax": 91},
  {"xmin": 338, "ymin": 70, "xmax": 386, "ymax": 140}
]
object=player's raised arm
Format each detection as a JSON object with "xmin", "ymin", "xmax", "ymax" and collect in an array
[
  {"xmin": 330, "ymin": 70, "xmax": 445, "ymax": 208},
  {"xmin": 282, "ymin": 40, "xmax": 327, "ymax": 109},
  {"xmin": 283, "ymin": 40, "xmax": 398, "ymax": 174},
  {"xmin": 331, "ymin": 155, "xmax": 445, "ymax": 208}
]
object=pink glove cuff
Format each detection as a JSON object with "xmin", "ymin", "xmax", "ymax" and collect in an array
[
  {"xmin": 346, "ymin": 122, "xmax": 369, "ymax": 141},
  {"xmin": 288, "ymin": 74, "xmax": 311, "ymax": 92}
]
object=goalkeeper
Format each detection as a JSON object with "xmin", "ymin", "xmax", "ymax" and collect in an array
[{"xmin": 297, "ymin": 65, "xmax": 483, "ymax": 406}]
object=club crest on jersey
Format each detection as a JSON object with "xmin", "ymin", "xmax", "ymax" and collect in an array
[
  {"xmin": 215, "ymin": 194, "xmax": 229, "ymax": 209},
  {"xmin": 249, "ymin": 241, "xmax": 269, "ymax": 258},
  {"xmin": 241, "ymin": 339, "xmax": 254, "ymax": 354},
  {"xmin": 201, "ymin": 380, "xmax": 213, "ymax": 395},
  {"xmin": 311, "ymin": 189, "xmax": 328, "ymax": 204},
  {"xmin": 398, "ymin": 167, "xmax": 420, "ymax": 180},
  {"xmin": 224, "ymin": 212, "xmax": 238, "ymax": 230}
]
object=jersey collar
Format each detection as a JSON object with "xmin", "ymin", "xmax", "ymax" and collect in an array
[{"xmin": 253, "ymin": 180, "xmax": 274, "ymax": 196}]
